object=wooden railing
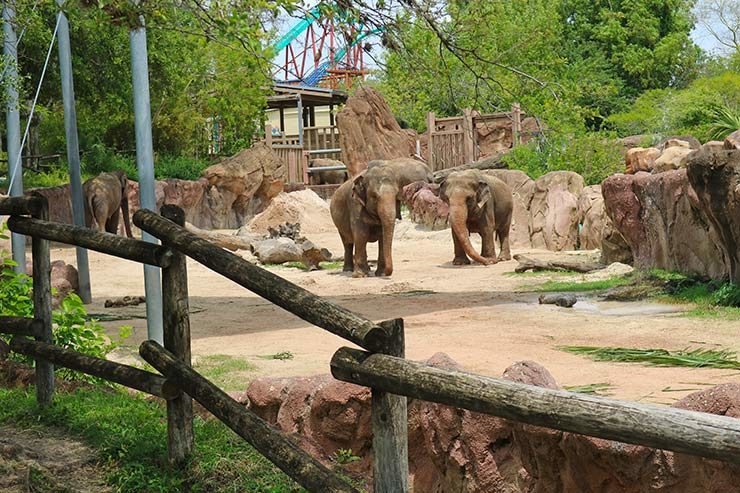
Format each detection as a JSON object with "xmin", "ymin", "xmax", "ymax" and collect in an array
[{"xmin": 3, "ymin": 194, "xmax": 740, "ymax": 493}]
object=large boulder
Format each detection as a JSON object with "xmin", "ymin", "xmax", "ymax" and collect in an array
[
  {"xmin": 336, "ymin": 87, "xmax": 416, "ymax": 177},
  {"xmin": 401, "ymin": 182, "xmax": 449, "ymax": 231},
  {"xmin": 251, "ymin": 237, "xmax": 302, "ymax": 264},
  {"xmin": 25, "ymin": 260, "xmax": 80, "ymax": 308},
  {"xmin": 529, "ymin": 171, "xmax": 584, "ymax": 251},
  {"xmin": 686, "ymin": 144, "xmax": 740, "ymax": 283},
  {"xmin": 202, "ymin": 142, "xmax": 285, "ymax": 225},
  {"xmin": 577, "ymin": 185, "xmax": 607, "ymax": 250},
  {"xmin": 602, "ymin": 170, "xmax": 727, "ymax": 279},
  {"xmin": 652, "ymin": 141, "xmax": 693, "ymax": 174},
  {"xmin": 483, "ymin": 169, "xmax": 535, "ymax": 247},
  {"xmin": 625, "ymin": 147, "xmax": 660, "ymax": 174},
  {"xmin": 724, "ymin": 130, "xmax": 740, "ymax": 150}
]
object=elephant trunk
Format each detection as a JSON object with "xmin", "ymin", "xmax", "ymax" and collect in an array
[
  {"xmin": 449, "ymin": 202, "xmax": 493, "ymax": 266},
  {"xmin": 378, "ymin": 197, "xmax": 396, "ymax": 276}
]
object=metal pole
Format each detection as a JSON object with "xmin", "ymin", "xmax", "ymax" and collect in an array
[
  {"xmin": 297, "ymin": 94, "xmax": 304, "ymax": 148},
  {"xmin": 3, "ymin": 2, "xmax": 25, "ymax": 273},
  {"xmin": 56, "ymin": 1, "xmax": 91, "ymax": 303},
  {"xmin": 129, "ymin": 14, "xmax": 163, "ymax": 343}
]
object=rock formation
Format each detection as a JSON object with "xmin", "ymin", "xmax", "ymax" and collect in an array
[
  {"xmin": 625, "ymin": 147, "xmax": 661, "ymax": 174},
  {"xmin": 336, "ymin": 87, "xmax": 416, "ymax": 177},
  {"xmin": 686, "ymin": 143, "xmax": 740, "ymax": 283},
  {"xmin": 602, "ymin": 170, "xmax": 727, "ymax": 279},
  {"xmin": 529, "ymin": 171, "xmax": 584, "ymax": 251},
  {"xmin": 245, "ymin": 356, "xmax": 740, "ymax": 492},
  {"xmin": 400, "ymin": 182, "xmax": 449, "ymax": 231},
  {"xmin": 652, "ymin": 139, "xmax": 694, "ymax": 174}
]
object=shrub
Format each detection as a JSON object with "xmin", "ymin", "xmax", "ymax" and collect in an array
[
  {"xmin": 503, "ymin": 132, "xmax": 623, "ymax": 185},
  {"xmin": 154, "ymin": 155, "xmax": 209, "ymax": 180}
]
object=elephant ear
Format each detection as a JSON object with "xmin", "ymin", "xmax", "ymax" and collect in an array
[
  {"xmin": 476, "ymin": 180, "xmax": 492, "ymax": 210},
  {"xmin": 352, "ymin": 175, "xmax": 368, "ymax": 207}
]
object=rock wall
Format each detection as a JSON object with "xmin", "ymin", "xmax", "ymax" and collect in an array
[
  {"xmin": 602, "ymin": 169, "xmax": 727, "ymax": 279},
  {"xmin": 244, "ymin": 356, "xmax": 740, "ymax": 492},
  {"xmin": 529, "ymin": 171, "xmax": 584, "ymax": 251},
  {"xmin": 336, "ymin": 87, "xmax": 416, "ymax": 177},
  {"xmin": 483, "ymin": 169, "xmax": 535, "ymax": 247}
]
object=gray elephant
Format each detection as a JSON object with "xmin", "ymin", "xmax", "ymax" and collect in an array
[
  {"xmin": 83, "ymin": 170, "xmax": 133, "ymax": 237},
  {"xmin": 330, "ymin": 159, "xmax": 432, "ymax": 277},
  {"xmin": 308, "ymin": 158, "xmax": 348, "ymax": 185},
  {"xmin": 367, "ymin": 157, "xmax": 433, "ymax": 219},
  {"xmin": 439, "ymin": 169, "xmax": 513, "ymax": 265}
]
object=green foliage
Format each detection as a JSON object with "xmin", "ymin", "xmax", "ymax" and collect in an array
[
  {"xmin": 560, "ymin": 346, "xmax": 740, "ymax": 369},
  {"xmin": 502, "ymin": 133, "xmax": 623, "ymax": 184},
  {"xmin": 607, "ymin": 72, "xmax": 740, "ymax": 140},
  {"xmin": 0, "ymin": 387, "xmax": 301, "ymax": 492},
  {"xmin": 333, "ymin": 448, "xmax": 361, "ymax": 466},
  {"xmin": 563, "ymin": 383, "xmax": 612, "ymax": 395},
  {"xmin": 193, "ymin": 354, "xmax": 256, "ymax": 392},
  {"xmin": 533, "ymin": 276, "xmax": 632, "ymax": 292},
  {"xmin": 709, "ymin": 105, "xmax": 740, "ymax": 140}
]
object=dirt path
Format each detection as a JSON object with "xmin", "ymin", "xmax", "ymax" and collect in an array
[{"xmin": 50, "ymin": 220, "xmax": 740, "ymax": 405}]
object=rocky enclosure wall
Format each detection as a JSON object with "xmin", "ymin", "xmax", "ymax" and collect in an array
[{"xmin": 244, "ymin": 356, "xmax": 740, "ymax": 492}]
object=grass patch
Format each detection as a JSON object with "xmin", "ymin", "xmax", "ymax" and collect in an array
[
  {"xmin": 504, "ymin": 269, "xmax": 582, "ymax": 277},
  {"xmin": 259, "ymin": 351, "xmax": 295, "ymax": 361},
  {"xmin": 193, "ymin": 354, "xmax": 257, "ymax": 392},
  {"xmin": 0, "ymin": 387, "xmax": 302, "ymax": 492},
  {"xmin": 563, "ymin": 382, "xmax": 612, "ymax": 395},
  {"xmin": 533, "ymin": 277, "xmax": 631, "ymax": 292},
  {"xmin": 560, "ymin": 346, "xmax": 740, "ymax": 369}
]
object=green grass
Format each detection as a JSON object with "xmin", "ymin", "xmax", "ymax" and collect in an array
[
  {"xmin": 563, "ymin": 383, "xmax": 613, "ymax": 395},
  {"xmin": 0, "ymin": 387, "xmax": 302, "ymax": 492},
  {"xmin": 533, "ymin": 277, "xmax": 632, "ymax": 292},
  {"xmin": 560, "ymin": 346, "xmax": 740, "ymax": 369},
  {"xmin": 193, "ymin": 354, "xmax": 257, "ymax": 392},
  {"xmin": 504, "ymin": 269, "xmax": 582, "ymax": 277}
]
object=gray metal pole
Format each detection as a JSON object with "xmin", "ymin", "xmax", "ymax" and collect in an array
[
  {"xmin": 3, "ymin": 2, "xmax": 25, "ymax": 274},
  {"xmin": 56, "ymin": 3, "xmax": 91, "ymax": 303},
  {"xmin": 129, "ymin": 15, "xmax": 163, "ymax": 343}
]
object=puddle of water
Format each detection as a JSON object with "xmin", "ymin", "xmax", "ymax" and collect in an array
[{"xmin": 571, "ymin": 299, "xmax": 686, "ymax": 317}]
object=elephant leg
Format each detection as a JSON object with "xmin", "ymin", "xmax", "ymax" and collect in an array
[
  {"xmin": 497, "ymin": 224, "xmax": 512, "ymax": 261},
  {"xmin": 452, "ymin": 230, "xmax": 471, "ymax": 265},
  {"xmin": 376, "ymin": 238, "xmax": 386, "ymax": 276},
  {"xmin": 480, "ymin": 224, "xmax": 498, "ymax": 260},
  {"xmin": 105, "ymin": 209, "xmax": 120, "ymax": 235},
  {"xmin": 395, "ymin": 199, "xmax": 402, "ymax": 220},
  {"xmin": 352, "ymin": 229, "xmax": 371, "ymax": 278},
  {"xmin": 343, "ymin": 243, "xmax": 354, "ymax": 272}
]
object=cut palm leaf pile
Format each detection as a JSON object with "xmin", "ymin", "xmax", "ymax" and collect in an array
[{"xmin": 560, "ymin": 346, "xmax": 740, "ymax": 369}]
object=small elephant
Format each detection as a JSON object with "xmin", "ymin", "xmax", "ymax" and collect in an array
[
  {"xmin": 366, "ymin": 157, "xmax": 433, "ymax": 219},
  {"xmin": 439, "ymin": 169, "xmax": 513, "ymax": 265},
  {"xmin": 83, "ymin": 170, "xmax": 133, "ymax": 238},
  {"xmin": 308, "ymin": 158, "xmax": 348, "ymax": 185},
  {"xmin": 330, "ymin": 158, "xmax": 432, "ymax": 277}
]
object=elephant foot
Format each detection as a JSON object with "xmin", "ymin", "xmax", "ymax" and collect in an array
[
  {"xmin": 375, "ymin": 269, "xmax": 392, "ymax": 277},
  {"xmin": 343, "ymin": 265, "xmax": 354, "ymax": 272},
  {"xmin": 453, "ymin": 257, "xmax": 471, "ymax": 266},
  {"xmin": 352, "ymin": 270, "xmax": 369, "ymax": 278},
  {"xmin": 498, "ymin": 253, "xmax": 512, "ymax": 262}
]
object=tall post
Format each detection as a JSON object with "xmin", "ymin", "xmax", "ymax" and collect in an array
[
  {"xmin": 265, "ymin": 123, "xmax": 273, "ymax": 148},
  {"xmin": 56, "ymin": 1, "xmax": 91, "ymax": 303},
  {"xmin": 372, "ymin": 318, "xmax": 409, "ymax": 492},
  {"xmin": 512, "ymin": 102, "xmax": 522, "ymax": 147},
  {"xmin": 130, "ymin": 12, "xmax": 163, "ymax": 343},
  {"xmin": 297, "ymin": 95, "xmax": 304, "ymax": 148},
  {"xmin": 31, "ymin": 195, "xmax": 54, "ymax": 407},
  {"xmin": 426, "ymin": 112, "xmax": 435, "ymax": 171},
  {"xmin": 160, "ymin": 205, "xmax": 194, "ymax": 464},
  {"xmin": 462, "ymin": 108, "xmax": 475, "ymax": 164},
  {"xmin": 3, "ymin": 2, "xmax": 25, "ymax": 274}
]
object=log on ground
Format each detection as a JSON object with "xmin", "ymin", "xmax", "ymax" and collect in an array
[
  {"xmin": 185, "ymin": 222, "xmax": 256, "ymax": 251},
  {"xmin": 513, "ymin": 254, "xmax": 604, "ymax": 273}
]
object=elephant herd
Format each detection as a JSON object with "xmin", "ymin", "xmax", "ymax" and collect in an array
[{"xmin": 330, "ymin": 158, "xmax": 514, "ymax": 278}]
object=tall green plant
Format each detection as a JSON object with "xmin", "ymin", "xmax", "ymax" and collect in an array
[{"xmin": 709, "ymin": 105, "xmax": 740, "ymax": 140}]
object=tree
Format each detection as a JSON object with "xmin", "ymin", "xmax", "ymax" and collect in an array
[{"xmin": 696, "ymin": 0, "xmax": 740, "ymax": 55}]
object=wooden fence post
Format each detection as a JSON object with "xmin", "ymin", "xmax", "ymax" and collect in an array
[
  {"xmin": 302, "ymin": 151, "xmax": 310, "ymax": 185},
  {"xmin": 160, "ymin": 205, "xmax": 194, "ymax": 465},
  {"xmin": 31, "ymin": 194, "xmax": 53, "ymax": 407},
  {"xmin": 462, "ymin": 108, "xmax": 475, "ymax": 164},
  {"xmin": 426, "ymin": 112, "xmax": 435, "ymax": 171},
  {"xmin": 512, "ymin": 103, "xmax": 522, "ymax": 147},
  {"xmin": 372, "ymin": 318, "xmax": 408, "ymax": 492},
  {"xmin": 265, "ymin": 123, "xmax": 273, "ymax": 148}
]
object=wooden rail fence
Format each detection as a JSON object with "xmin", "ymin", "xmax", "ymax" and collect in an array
[{"xmin": 2, "ymin": 194, "xmax": 740, "ymax": 492}]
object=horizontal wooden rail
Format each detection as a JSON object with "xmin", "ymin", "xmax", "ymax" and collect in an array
[
  {"xmin": 133, "ymin": 210, "xmax": 389, "ymax": 352},
  {"xmin": 331, "ymin": 347, "xmax": 740, "ymax": 465},
  {"xmin": 0, "ymin": 317, "xmax": 44, "ymax": 337},
  {"xmin": 0, "ymin": 195, "xmax": 44, "ymax": 216},
  {"xmin": 306, "ymin": 148, "xmax": 341, "ymax": 155},
  {"xmin": 10, "ymin": 337, "xmax": 178, "ymax": 400},
  {"xmin": 140, "ymin": 341, "xmax": 359, "ymax": 493},
  {"xmin": 307, "ymin": 165, "xmax": 346, "ymax": 173},
  {"xmin": 7, "ymin": 216, "xmax": 172, "ymax": 267}
]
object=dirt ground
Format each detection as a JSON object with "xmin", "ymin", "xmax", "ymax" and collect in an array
[{"xmin": 49, "ymin": 219, "xmax": 740, "ymax": 406}]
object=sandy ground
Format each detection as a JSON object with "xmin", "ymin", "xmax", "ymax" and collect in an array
[{"xmin": 48, "ymin": 220, "xmax": 739, "ymax": 406}]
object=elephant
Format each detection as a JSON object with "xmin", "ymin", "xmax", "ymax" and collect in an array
[
  {"xmin": 330, "ymin": 158, "xmax": 432, "ymax": 277},
  {"xmin": 366, "ymin": 157, "xmax": 433, "ymax": 219},
  {"xmin": 83, "ymin": 170, "xmax": 133, "ymax": 238},
  {"xmin": 439, "ymin": 169, "xmax": 513, "ymax": 266},
  {"xmin": 308, "ymin": 158, "xmax": 348, "ymax": 185}
]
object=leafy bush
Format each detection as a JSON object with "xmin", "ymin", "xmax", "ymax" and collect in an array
[
  {"xmin": 0, "ymin": 223, "xmax": 126, "ymax": 381},
  {"xmin": 709, "ymin": 105, "xmax": 740, "ymax": 140},
  {"xmin": 154, "ymin": 155, "xmax": 210, "ymax": 181},
  {"xmin": 502, "ymin": 132, "xmax": 623, "ymax": 184},
  {"xmin": 82, "ymin": 143, "xmax": 138, "ymax": 180},
  {"xmin": 712, "ymin": 283, "xmax": 740, "ymax": 307}
]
